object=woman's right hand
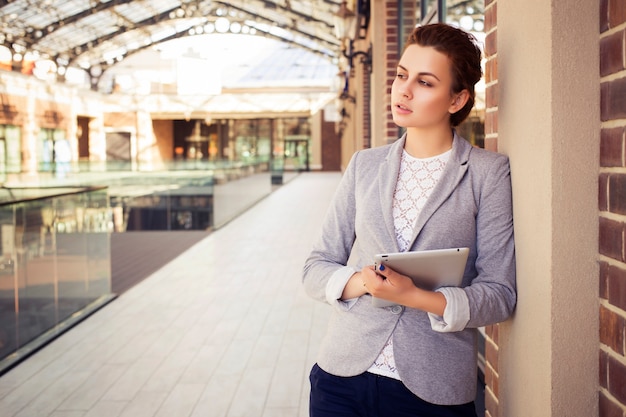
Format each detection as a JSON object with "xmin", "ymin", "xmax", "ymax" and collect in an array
[{"xmin": 340, "ymin": 266, "xmax": 378, "ymax": 300}]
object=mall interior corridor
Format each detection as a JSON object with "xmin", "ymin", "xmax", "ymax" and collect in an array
[{"xmin": 0, "ymin": 172, "xmax": 342, "ymax": 417}]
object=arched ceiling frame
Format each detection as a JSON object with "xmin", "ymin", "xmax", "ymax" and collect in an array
[{"xmin": 0, "ymin": 0, "xmax": 343, "ymax": 86}]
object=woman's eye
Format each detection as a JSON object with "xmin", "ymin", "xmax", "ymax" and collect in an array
[
  {"xmin": 418, "ymin": 79, "xmax": 432, "ymax": 87},
  {"xmin": 396, "ymin": 73, "xmax": 407, "ymax": 79}
]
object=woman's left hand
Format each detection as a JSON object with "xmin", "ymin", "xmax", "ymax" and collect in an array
[
  {"xmin": 365, "ymin": 264, "xmax": 447, "ymax": 315},
  {"xmin": 363, "ymin": 263, "xmax": 419, "ymax": 303}
]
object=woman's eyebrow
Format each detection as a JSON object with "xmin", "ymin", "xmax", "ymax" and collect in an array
[
  {"xmin": 396, "ymin": 64, "xmax": 441, "ymax": 81},
  {"xmin": 419, "ymin": 72, "xmax": 440, "ymax": 81}
]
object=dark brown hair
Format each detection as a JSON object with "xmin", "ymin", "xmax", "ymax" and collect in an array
[{"xmin": 404, "ymin": 23, "xmax": 482, "ymax": 127}]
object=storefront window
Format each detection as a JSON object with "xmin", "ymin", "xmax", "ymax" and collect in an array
[
  {"xmin": 37, "ymin": 128, "xmax": 68, "ymax": 172},
  {"xmin": 280, "ymin": 117, "xmax": 311, "ymax": 172},
  {"xmin": 233, "ymin": 120, "xmax": 258, "ymax": 163},
  {"xmin": 0, "ymin": 125, "xmax": 22, "ymax": 176}
]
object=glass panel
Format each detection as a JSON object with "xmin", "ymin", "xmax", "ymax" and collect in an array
[
  {"xmin": 446, "ymin": 0, "xmax": 485, "ymax": 33},
  {"xmin": 0, "ymin": 187, "xmax": 112, "ymax": 369},
  {"xmin": 256, "ymin": 119, "xmax": 271, "ymax": 163},
  {"xmin": 79, "ymin": 190, "xmax": 110, "ymax": 299},
  {"xmin": 38, "ymin": 128, "xmax": 55, "ymax": 172},
  {"xmin": 419, "ymin": 0, "xmax": 437, "ymax": 22},
  {"xmin": 0, "ymin": 206, "xmax": 16, "ymax": 362},
  {"xmin": 15, "ymin": 199, "xmax": 58, "ymax": 348},
  {"xmin": 5, "ymin": 125, "xmax": 21, "ymax": 173}
]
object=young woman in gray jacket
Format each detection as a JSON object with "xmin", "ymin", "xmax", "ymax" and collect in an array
[{"xmin": 303, "ymin": 23, "xmax": 516, "ymax": 417}]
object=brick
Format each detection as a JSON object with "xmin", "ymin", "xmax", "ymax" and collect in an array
[
  {"xmin": 608, "ymin": 263, "xmax": 626, "ymax": 312},
  {"xmin": 484, "ymin": 4, "xmax": 497, "ymax": 33},
  {"xmin": 599, "ymin": 217, "xmax": 624, "ymax": 261},
  {"xmin": 601, "ymin": 127, "xmax": 624, "ymax": 167},
  {"xmin": 485, "ymin": 82, "xmax": 498, "ymax": 108},
  {"xmin": 601, "ymin": 77, "xmax": 626, "ymax": 121},
  {"xmin": 484, "ymin": 387, "xmax": 498, "ymax": 417},
  {"xmin": 609, "ymin": 174, "xmax": 626, "ymax": 215},
  {"xmin": 599, "ymin": 390, "xmax": 623, "ymax": 417},
  {"xmin": 601, "ymin": 260, "xmax": 610, "ymax": 299},
  {"xmin": 601, "ymin": 30, "xmax": 625, "ymax": 77},
  {"xmin": 600, "ymin": 304, "xmax": 625, "ymax": 354},
  {"xmin": 489, "ymin": 323, "xmax": 500, "ymax": 345},
  {"xmin": 485, "ymin": 110, "xmax": 498, "ymax": 135},
  {"xmin": 485, "ymin": 324, "xmax": 500, "ymax": 346},
  {"xmin": 609, "ymin": 0, "xmax": 626, "ymax": 28},
  {"xmin": 601, "ymin": 0, "xmax": 610, "ymax": 32},
  {"xmin": 485, "ymin": 58, "xmax": 498, "ymax": 84},
  {"xmin": 484, "ymin": 136, "xmax": 498, "ymax": 152},
  {"xmin": 489, "ymin": 365, "xmax": 499, "ymax": 398},
  {"xmin": 608, "ymin": 354, "xmax": 626, "ymax": 404},
  {"xmin": 485, "ymin": 339, "xmax": 499, "ymax": 373},
  {"xmin": 600, "ymin": 349, "xmax": 609, "ymax": 389},
  {"xmin": 601, "ymin": 174, "xmax": 610, "ymax": 211},
  {"xmin": 484, "ymin": 31, "xmax": 497, "ymax": 57},
  {"xmin": 484, "ymin": 363, "xmax": 494, "ymax": 391}
]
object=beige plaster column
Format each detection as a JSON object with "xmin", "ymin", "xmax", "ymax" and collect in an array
[
  {"xmin": 496, "ymin": 0, "xmax": 599, "ymax": 415},
  {"xmin": 369, "ymin": 0, "xmax": 390, "ymax": 150}
]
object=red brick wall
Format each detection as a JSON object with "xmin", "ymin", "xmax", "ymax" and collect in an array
[
  {"xmin": 482, "ymin": 0, "xmax": 500, "ymax": 416},
  {"xmin": 383, "ymin": 0, "xmax": 416, "ymax": 144},
  {"xmin": 599, "ymin": 0, "xmax": 626, "ymax": 416},
  {"xmin": 321, "ymin": 110, "xmax": 342, "ymax": 171}
]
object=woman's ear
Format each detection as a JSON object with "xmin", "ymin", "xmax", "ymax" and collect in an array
[{"xmin": 449, "ymin": 89, "xmax": 470, "ymax": 114}]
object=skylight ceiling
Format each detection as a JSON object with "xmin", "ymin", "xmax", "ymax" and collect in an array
[{"xmin": 0, "ymin": 0, "xmax": 342, "ymax": 74}]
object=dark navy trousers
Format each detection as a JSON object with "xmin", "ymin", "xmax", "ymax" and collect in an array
[{"xmin": 309, "ymin": 364, "xmax": 478, "ymax": 417}]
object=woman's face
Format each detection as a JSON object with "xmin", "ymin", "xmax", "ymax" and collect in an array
[{"xmin": 391, "ymin": 44, "xmax": 458, "ymax": 130}]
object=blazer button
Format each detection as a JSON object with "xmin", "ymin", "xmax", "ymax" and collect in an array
[{"xmin": 390, "ymin": 305, "xmax": 403, "ymax": 314}]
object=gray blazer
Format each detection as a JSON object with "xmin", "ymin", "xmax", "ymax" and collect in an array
[{"xmin": 303, "ymin": 132, "xmax": 516, "ymax": 405}]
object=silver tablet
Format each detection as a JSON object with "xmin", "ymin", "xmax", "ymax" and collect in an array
[{"xmin": 371, "ymin": 247, "xmax": 470, "ymax": 307}]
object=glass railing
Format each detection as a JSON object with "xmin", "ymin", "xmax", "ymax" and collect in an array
[
  {"xmin": 0, "ymin": 186, "xmax": 113, "ymax": 374},
  {"xmin": 3, "ymin": 158, "xmax": 299, "ymax": 231}
]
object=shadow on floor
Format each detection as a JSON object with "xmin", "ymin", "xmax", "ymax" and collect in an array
[{"xmin": 110, "ymin": 230, "xmax": 210, "ymax": 294}]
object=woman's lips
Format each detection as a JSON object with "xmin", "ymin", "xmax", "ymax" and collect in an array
[{"xmin": 394, "ymin": 103, "xmax": 412, "ymax": 114}]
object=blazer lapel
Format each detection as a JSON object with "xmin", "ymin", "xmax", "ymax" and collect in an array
[
  {"xmin": 378, "ymin": 136, "xmax": 406, "ymax": 253},
  {"xmin": 409, "ymin": 133, "xmax": 471, "ymax": 247}
]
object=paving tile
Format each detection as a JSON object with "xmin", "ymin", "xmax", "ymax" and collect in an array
[
  {"xmin": 49, "ymin": 412, "xmax": 86, "ymax": 417},
  {"xmin": 227, "ymin": 367, "xmax": 274, "ymax": 417},
  {"xmin": 154, "ymin": 383, "xmax": 205, "ymax": 417},
  {"xmin": 189, "ymin": 374, "xmax": 239, "ymax": 417},
  {"xmin": 11, "ymin": 370, "xmax": 92, "ymax": 417},
  {"xmin": 57, "ymin": 364, "xmax": 127, "ymax": 411},
  {"xmin": 118, "ymin": 391, "xmax": 169, "ymax": 417},
  {"xmin": 266, "ymin": 360, "xmax": 306, "ymax": 409},
  {"xmin": 83, "ymin": 400, "xmax": 128, "ymax": 417},
  {"xmin": 262, "ymin": 407, "xmax": 301, "ymax": 417},
  {"xmin": 101, "ymin": 356, "xmax": 165, "ymax": 402}
]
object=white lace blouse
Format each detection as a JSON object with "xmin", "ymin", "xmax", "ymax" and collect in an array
[{"xmin": 367, "ymin": 148, "xmax": 460, "ymax": 379}]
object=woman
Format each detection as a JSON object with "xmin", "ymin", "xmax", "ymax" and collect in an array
[{"xmin": 302, "ymin": 23, "xmax": 516, "ymax": 417}]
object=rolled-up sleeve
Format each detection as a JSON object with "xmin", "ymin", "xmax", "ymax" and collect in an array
[
  {"xmin": 428, "ymin": 287, "xmax": 470, "ymax": 332},
  {"xmin": 325, "ymin": 266, "xmax": 360, "ymax": 310}
]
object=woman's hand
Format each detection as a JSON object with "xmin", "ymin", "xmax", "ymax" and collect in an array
[
  {"xmin": 340, "ymin": 266, "xmax": 376, "ymax": 300},
  {"xmin": 367, "ymin": 264, "xmax": 447, "ymax": 316},
  {"xmin": 362, "ymin": 263, "xmax": 417, "ymax": 302}
]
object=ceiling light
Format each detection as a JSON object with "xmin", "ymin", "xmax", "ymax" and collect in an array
[
  {"xmin": 230, "ymin": 22, "xmax": 242, "ymax": 34},
  {"xmin": 215, "ymin": 17, "xmax": 230, "ymax": 33}
]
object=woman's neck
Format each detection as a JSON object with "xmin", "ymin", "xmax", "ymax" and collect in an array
[{"xmin": 404, "ymin": 126, "xmax": 454, "ymax": 159}]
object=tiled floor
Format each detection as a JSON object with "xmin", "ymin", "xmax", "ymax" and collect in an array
[{"xmin": 0, "ymin": 172, "xmax": 342, "ymax": 417}]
